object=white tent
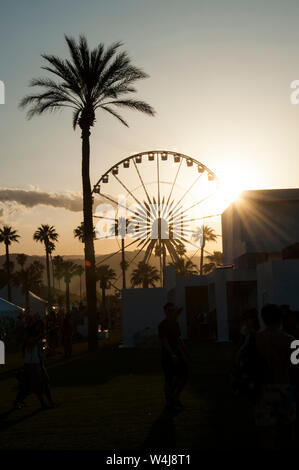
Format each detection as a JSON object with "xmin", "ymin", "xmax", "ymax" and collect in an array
[
  {"xmin": 0, "ymin": 297, "xmax": 24, "ymax": 319},
  {"xmin": 0, "ymin": 286, "xmax": 47, "ymax": 316}
]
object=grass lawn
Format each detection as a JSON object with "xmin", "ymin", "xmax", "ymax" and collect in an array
[{"xmin": 0, "ymin": 332, "xmax": 257, "ymax": 450}]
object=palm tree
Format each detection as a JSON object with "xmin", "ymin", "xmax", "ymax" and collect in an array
[
  {"xmin": 131, "ymin": 261, "xmax": 160, "ymax": 288},
  {"xmin": 0, "ymin": 225, "xmax": 20, "ymax": 301},
  {"xmin": 74, "ymin": 222, "xmax": 95, "ymax": 244},
  {"xmin": 111, "ymin": 217, "xmax": 131, "ymax": 289},
  {"xmin": 20, "ymin": 35, "xmax": 155, "ymax": 352},
  {"xmin": 76, "ymin": 265, "xmax": 85, "ymax": 300},
  {"xmin": 60, "ymin": 260, "xmax": 79, "ymax": 314},
  {"xmin": 53, "ymin": 255, "xmax": 64, "ymax": 290},
  {"xmin": 96, "ymin": 264, "xmax": 116, "ymax": 310},
  {"xmin": 74, "ymin": 222, "xmax": 85, "ymax": 243},
  {"xmin": 16, "ymin": 253, "xmax": 28, "ymax": 268},
  {"xmin": 14, "ymin": 260, "xmax": 44, "ymax": 312},
  {"xmin": 33, "ymin": 225, "xmax": 58, "ymax": 303},
  {"xmin": 192, "ymin": 225, "xmax": 217, "ymax": 275},
  {"xmin": 170, "ymin": 258, "xmax": 198, "ymax": 276},
  {"xmin": 202, "ymin": 251, "xmax": 223, "ymax": 274}
]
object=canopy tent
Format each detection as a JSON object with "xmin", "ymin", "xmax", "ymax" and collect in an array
[
  {"xmin": 0, "ymin": 297, "xmax": 24, "ymax": 319},
  {"xmin": 0, "ymin": 286, "xmax": 47, "ymax": 316}
]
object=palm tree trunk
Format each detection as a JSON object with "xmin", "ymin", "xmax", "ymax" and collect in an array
[
  {"xmin": 5, "ymin": 242, "xmax": 11, "ymax": 302},
  {"xmin": 81, "ymin": 127, "xmax": 97, "ymax": 351},
  {"xmin": 101, "ymin": 286, "xmax": 106, "ymax": 310},
  {"xmin": 66, "ymin": 280, "xmax": 70, "ymax": 314},
  {"xmin": 79, "ymin": 274, "xmax": 82, "ymax": 300},
  {"xmin": 25, "ymin": 289, "xmax": 30, "ymax": 313},
  {"xmin": 121, "ymin": 238, "xmax": 126, "ymax": 289},
  {"xmin": 45, "ymin": 247, "xmax": 51, "ymax": 304},
  {"xmin": 200, "ymin": 243, "xmax": 205, "ymax": 276},
  {"xmin": 50, "ymin": 253, "xmax": 55, "ymax": 299}
]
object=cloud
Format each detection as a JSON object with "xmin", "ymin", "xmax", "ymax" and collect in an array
[{"xmin": 0, "ymin": 188, "xmax": 83, "ymax": 212}]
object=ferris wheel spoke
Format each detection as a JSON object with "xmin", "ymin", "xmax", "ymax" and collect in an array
[
  {"xmin": 180, "ymin": 236, "xmax": 203, "ymax": 250},
  {"xmin": 98, "ymin": 192, "xmax": 140, "ymax": 218},
  {"xmin": 166, "ymin": 158, "xmax": 183, "ymax": 207},
  {"xmin": 96, "ymin": 237, "xmax": 140, "ymax": 265},
  {"xmin": 113, "ymin": 174, "xmax": 141, "ymax": 207},
  {"xmin": 93, "ymin": 215, "xmax": 118, "ymax": 222},
  {"xmin": 178, "ymin": 191, "xmax": 216, "ymax": 218},
  {"xmin": 170, "ymin": 174, "xmax": 203, "ymax": 216},
  {"xmin": 143, "ymin": 239, "xmax": 156, "ymax": 263},
  {"xmin": 164, "ymin": 239, "xmax": 180, "ymax": 264},
  {"xmin": 127, "ymin": 237, "xmax": 152, "ymax": 269},
  {"xmin": 133, "ymin": 159, "xmax": 152, "ymax": 205},
  {"xmin": 182, "ymin": 213, "xmax": 221, "ymax": 224},
  {"xmin": 157, "ymin": 154, "xmax": 161, "ymax": 216},
  {"xmin": 183, "ymin": 252, "xmax": 200, "ymax": 273},
  {"xmin": 189, "ymin": 246, "xmax": 201, "ymax": 260}
]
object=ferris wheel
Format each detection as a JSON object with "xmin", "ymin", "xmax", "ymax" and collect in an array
[{"xmin": 92, "ymin": 150, "xmax": 220, "ymax": 286}]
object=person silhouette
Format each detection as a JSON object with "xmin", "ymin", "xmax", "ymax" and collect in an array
[{"xmin": 158, "ymin": 302, "xmax": 188, "ymax": 411}]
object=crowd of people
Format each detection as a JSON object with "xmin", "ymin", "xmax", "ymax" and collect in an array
[
  {"xmin": 12, "ymin": 303, "xmax": 87, "ymax": 410},
  {"xmin": 14, "ymin": 313, "xmax": 56, "ymax": 410},
  {"xmin": 9, "ymin": 296, "xmax": 299, "ymax": 449},
  {"xmin": 233, "ymin": 304, "xmax": 299, "ymax": 449}
]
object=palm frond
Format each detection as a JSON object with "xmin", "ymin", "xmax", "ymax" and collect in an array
[
  {"xmin": 99, "ymin": 105, "xmax": 129, "ymax": 127},
  {"xmin": 101, "ymin": 99, "xmax": 155, "ymax": 116}
]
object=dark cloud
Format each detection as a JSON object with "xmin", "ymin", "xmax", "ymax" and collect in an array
[{"xmin": 0, "ymin": 188, "xmax": 83, "ymax": 212}]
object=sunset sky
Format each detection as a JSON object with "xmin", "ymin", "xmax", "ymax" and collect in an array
[{"xmin": 1, "ymin": 0, "xmax": 299, "ymax": 256}]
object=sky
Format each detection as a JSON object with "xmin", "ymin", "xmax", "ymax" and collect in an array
[{"xmin": 1, "ymin": 0, "xmax": 299, "ymax": 256}]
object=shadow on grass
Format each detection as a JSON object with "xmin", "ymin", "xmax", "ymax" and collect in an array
[
  {"xmin": 0, "ymin": 408, "xmax": 44, "ymax": 432},
  {"xmin": 49, "ymin": 348, "xmax": 161, "ymax": 388},
  {"xmin": 187, "ymin": 344, "xmax": 258, "ymax": 450},
  {"xmin": 142, "ymin": 407, "xmax": 178, "ymax": 450}
]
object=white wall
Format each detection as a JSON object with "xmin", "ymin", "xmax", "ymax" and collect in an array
[
  {"xmin": 122, "ymin": 288, "xmax": 168, "ymax": 347},
  {"xmin": 222, "ymin": 190, "xmax": 299, "ymax": 265}
]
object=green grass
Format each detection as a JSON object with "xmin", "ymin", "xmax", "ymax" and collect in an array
[{"xmin": 0, "ymin": 334, "xmax": 257, "ymax": 450}]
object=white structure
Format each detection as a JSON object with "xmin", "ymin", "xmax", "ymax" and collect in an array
[
  {"xmin": 121, "ymin": 188, "xmax": 299, "ymax": 344},
  {"xmin": 222, "ymin": 189, "xmax": 299, "ymax": 267},
  {"xmin": 122, "ymin": 288, "xmax": 168, "ymax": 347}
]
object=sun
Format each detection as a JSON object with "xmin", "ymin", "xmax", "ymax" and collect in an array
[{"xmin": 210, "ymin": 165, "xmax": 247, "ymax": 214}]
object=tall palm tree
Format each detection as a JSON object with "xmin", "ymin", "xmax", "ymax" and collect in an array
[
  {"xmin": 0, "ymin": 225, "xmax": 20, "ymax": 301},
  {"xmin": 53, "ymin": 255, "xmax": 64, "ymax": 290},
  {"xmin": 192, "ymin": 225, "xmax": 217, "ymax": 275},
  {"xmin": 60, "ymin": 260, "xmax": 79, "ymax": 314},
  {"xmin": 48, "ymin": 240, "xmax": 56, "ymax": 296},
  {"xmin": 76, "ymin": 265, "xmax": 85, "ymax": 300},
  {"xmin": 20, "ymin": 35, "xmax": 155, "ymax": 352},
  {"xmin": 131, "ymin": 261, "xmax": 160, "ymax": 288},
  {"xmin": 14, "ymin": 260, "xmax": 44, "ymax": 312},
  {"xmin": 111, "ymin": 217, "xmax": 131, "ymax": 289},
  {"xmin": 96, "ymin": 264, "xmax": 116, "ymax": 310},
  {"xmin": 33, "ymin": 225, "xmax": 58, "ymax": 303}
]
